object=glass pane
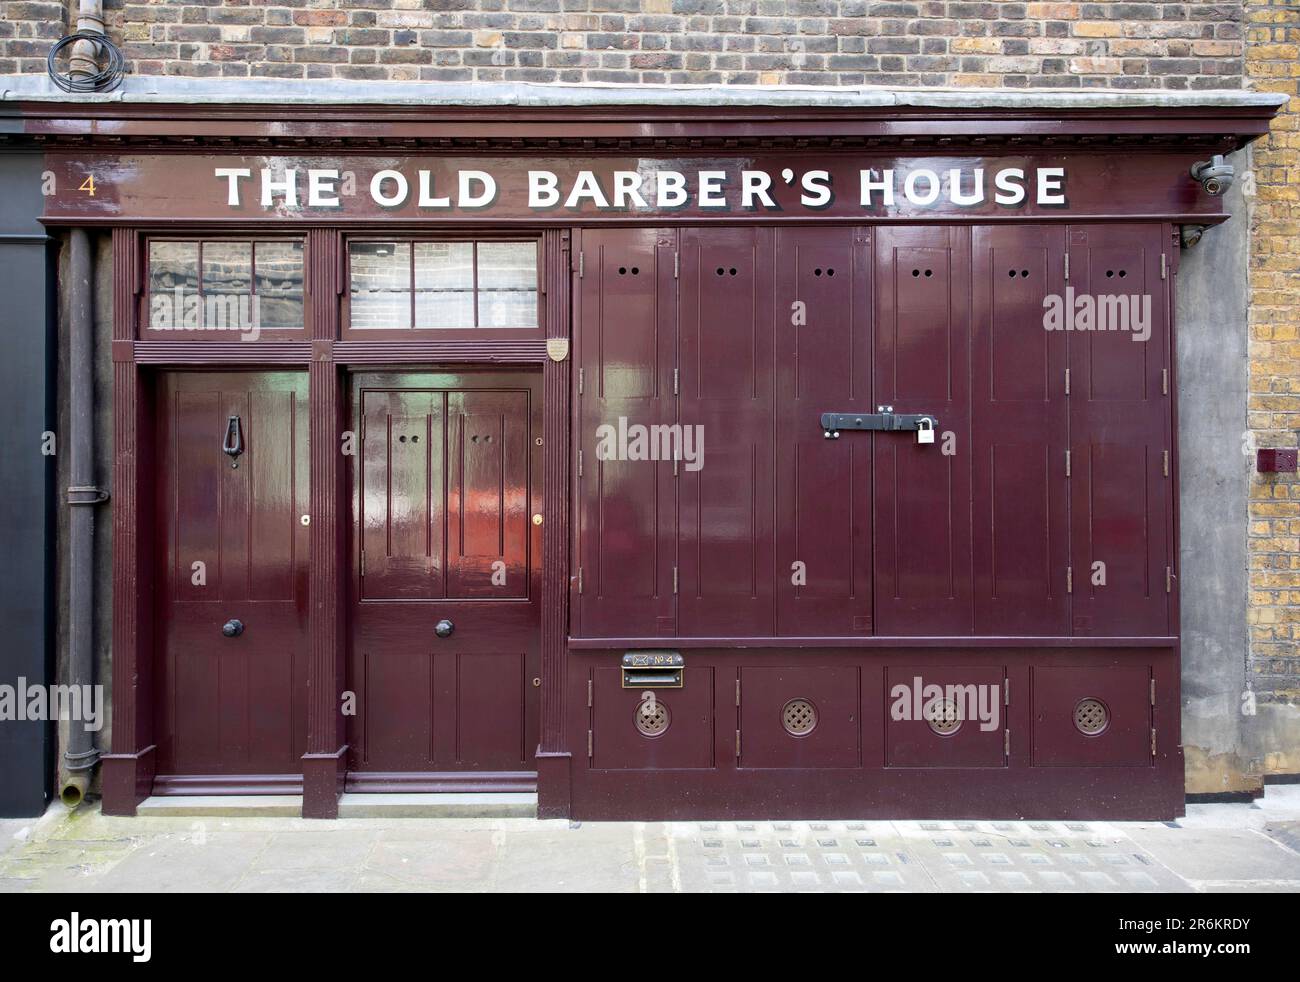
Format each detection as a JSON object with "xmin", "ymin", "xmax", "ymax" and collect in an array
[
  {"xmin": 256, "ymin": 293, "xmax": 304, "ymax": 330},
  {"xmin": 477, "ymin": 242, "xmax": 537, "ymax": 292},
  {"xmin": 350, "ymin": 242, "xmax": 411, "ymax": 330},
  {"xmin": 200, "ymin": 242, "xmax": 253, "ymax": 333},
  {"xmin": 416, "ymin": 290, "xmax": 475, "ymax": 329},
  {"xmin": 478, "ymin": 242, "xmax": 538, "ymax": 327},
  {"xmin": 415, "ymin": 242, "xmax": 473, "ymax": 290},
  {"xmin": 415, "ymin": 242, "xmax": 475, "ymax": 328},
  {"xmin": 146, "ymin": 241, "xmax": 198, "ymax": 333},
  {"xmin": 254, "ymin": 241, "xmax": 304, "ymax": 329},
  {"xmin": 479, "ymin": 289, "xmax": 538, "ymax": 328},
  {"xmin": 202, "ymin": 242, "xmax": 253, "ymax": 295}
]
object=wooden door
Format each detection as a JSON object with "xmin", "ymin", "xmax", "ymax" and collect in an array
[
  {"xmin": 349, "ymin": 370, "xmax": 542, "ymax": 775},
  {"xmin": 154, "ymin": 370, "xmax": 309, "ymax": 779}
]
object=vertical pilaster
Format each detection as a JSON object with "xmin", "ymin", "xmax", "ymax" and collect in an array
[
  {"xmin": 302, "ymin": 228, "xmax": 347, "ymax": 818},
  {"xmin": 537, "ymin": 228, "xmax": 573, "ymax": 817},
  {"xmin": 102, "ymin": 227, "xmax": 156, "ymax": 816}
]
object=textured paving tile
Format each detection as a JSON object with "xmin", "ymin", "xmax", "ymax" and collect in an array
[{"xmin": 669, "ymin": 821, "xmax": 938, "ymax": 892}]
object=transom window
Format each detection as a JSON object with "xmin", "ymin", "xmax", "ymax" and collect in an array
[
  {"xmin": 348, "ymin": 239, "xmax": 539, "ymax": 330},
  {"xmin": 145, "ymin": 239, "xmax": 305, "ymax": 332}
]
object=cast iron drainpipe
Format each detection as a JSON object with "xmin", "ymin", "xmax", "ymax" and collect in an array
[
  {"xmin": 68, "ymin": 0, "xmax": 106, "ymax": 80},
  {"xmin": 61, "ymin": 228, "xmax": 105, "ymax": 807}
]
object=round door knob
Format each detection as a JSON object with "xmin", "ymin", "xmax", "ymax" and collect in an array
[
  {"xmin": 222, "ymin": 619, "xmax": 244, "ymax": 638},
  {"xmin": 435, "ymin": 619, "xmax": 454, "ymax": 639}
]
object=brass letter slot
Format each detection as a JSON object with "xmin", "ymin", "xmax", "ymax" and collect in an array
[{"xmin": 621, "ymin": 651, "xmax": 684, "ymax": 689}]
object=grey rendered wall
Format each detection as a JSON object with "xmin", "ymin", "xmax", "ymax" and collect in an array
[{"xmin": 1176, "ymin": 148, "xmax": 1257, "ymax": 795}]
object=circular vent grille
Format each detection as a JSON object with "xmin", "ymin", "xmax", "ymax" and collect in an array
[
  {"xmin": 1074, "ymin": 697, "xmax": 1109, "ymax": 736},
  {"xmin": 634, "ymin": 699, "xmax": 670, "ymax": 737},
  {"xmin": 782, "ymin": 698, "xmax": 818, "ymax": 736},
  {"xmin": 926, "ymin": 699, "xmax": 963, "ymax": 736}
]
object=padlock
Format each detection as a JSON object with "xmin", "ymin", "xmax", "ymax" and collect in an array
[{"xmin": 916, "ymin": 417, "xmax": 935, "ymax": 445}]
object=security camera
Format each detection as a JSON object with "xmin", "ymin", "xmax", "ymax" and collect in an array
[
  {"xmin": 1180, "ymin": 224, "xmax": 1207, "ymax": 249},
  {"xmin": 1190, "ymin": 155, "xmax": 1234, "ymax": 196}
]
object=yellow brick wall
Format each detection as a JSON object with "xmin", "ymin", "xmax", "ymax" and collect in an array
[{"xmin": 1246, "ymin": 0, "xmax": 1300, "ymax": 709}]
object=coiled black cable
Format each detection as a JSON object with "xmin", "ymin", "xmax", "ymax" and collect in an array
[{"xmin": 47, "ymin": 30, "xmax": 125, "ymax": 93}]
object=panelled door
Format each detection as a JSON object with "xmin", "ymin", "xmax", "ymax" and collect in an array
[
  {"xmin": 1067, "ymin": 224, "xmax": 1172, "ymax": 636},
  {"xmin": 349, "ymin": 371, "xmax": 542, "ymax": 774},
  {"xmin": 971, "ymin": 224, "xmax": 1070, "ymax": 635},
  {"xmin": 154, "ymin": 371, "xmax": 310, "ymax": 779},
  {"xmin": 573, "ymin": 228, "xmax": 678, "ymax": 638},
  {"xmin": 677, "ymin": 227, "xmax": 777, "ymax": 636},
  {"xmin": 774, "ymin": 226, "xmax": 874, "ymax": 636},
  {"xmin": 873, "ymin": 225, "xmax": 974, "ymax": 635}
]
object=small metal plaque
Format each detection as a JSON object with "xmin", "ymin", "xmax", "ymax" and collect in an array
[
  {"xmin": 546, "ymin": 337, "xmax": 570, "ymax": 362},
  {"xmin": 622, "ymin": 651, "xmax": 684, "ymax": 669}
]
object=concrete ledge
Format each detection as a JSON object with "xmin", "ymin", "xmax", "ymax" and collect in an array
[
  {"xmin": 337, "ymin": 793, "xmax": 537, "ymax": 819},
  {"xmin": 0, "ymin": 75, "xmax": 1288, "ymax": 110},
  {"xmin": 136, "ymin": 795, "xmax": 303, "ymax": 818}
]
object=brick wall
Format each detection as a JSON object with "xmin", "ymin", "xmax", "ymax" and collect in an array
[
  {"xmin": 2, "ymin": 1, "xmax": 1245, "ymax": 87},
  {"xmin": 0, "ymin": 1, "xmax": 69, "ymax": 72},
  {"xmin": 1246, "ymin": 0, "xmax": 1300, "ymax": 727}
]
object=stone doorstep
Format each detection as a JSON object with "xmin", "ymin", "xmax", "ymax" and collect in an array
[
  {"xmin": 136, "ymin": 795, "xmax": 304, "ymax": 818},
  {"xmin": 338, "ymin": 793, "xmax": 537, "ymax": 819},
  {"xmin": 134, "ymin": 793, "xmax": 538, "ymax": 819}
]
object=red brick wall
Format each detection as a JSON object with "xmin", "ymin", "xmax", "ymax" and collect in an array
[
  {"xmin": 3, "ymin": 1, "xmax": 1246, "ymax": 87},
  {"xmin": 1246, "ymin": 0, "xmax": 1300, "ymax": 733}
]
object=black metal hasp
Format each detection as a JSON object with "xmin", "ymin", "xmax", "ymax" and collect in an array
[{"xmin": 821, "ymin": 407, "xmax": 939, "ymax": 439}]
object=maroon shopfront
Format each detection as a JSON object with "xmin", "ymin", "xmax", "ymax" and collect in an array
[{"xmin": 21, "ymin": 93, "xmax": 1280, "ymax": 819}]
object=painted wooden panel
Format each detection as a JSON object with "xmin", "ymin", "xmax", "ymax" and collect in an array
[
  {"xmin": 775, "ymin": 227, "xmax": 874, "ymax": 636},
  {"xmin": 359, "ymin": 389, "xmax": 444, "ymax": 601},
  {"xmin": 873, "ymin": 226, "xmax": 974, "ymax": 635},
  {"xmin": 737, "ymin": 666, "xmax": 860, "ymax": 769},
  {"xmin": 884, "ymin": 665, "xmax": 1006, "ymax": 767},
  {"xmin": 972, "ymin": 225, "xmax": 1070, "ymax": 635},
  {"xmin": 574, "ymin": 228, "xmax": 677, "ymax": 637},
  {"xmin": 1031, "ymin": 664, "xmax": 1153, "ymax": 767},
  {"xmin": 590, "ymin": 667, "xmax": 715, "ymax": 770},
  {"xmin": 1067, "ymin": 224, "xmax": 1171, "ymax": 637},
  {"xmin": 447, "ymin": 390, "xmax": 531, "ymax": 599},
  {"xmin": 677, "ymin": 227, "xmax": 776, "ymax": 636}
]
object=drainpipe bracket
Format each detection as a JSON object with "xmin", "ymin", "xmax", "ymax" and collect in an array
[
  {"xmin": 66, "ymin": 485, "xmax": 109, "ymax": 506},
  {"xmin": 63, "ymin": 747, "xmax": 101, "ymax": 772}
]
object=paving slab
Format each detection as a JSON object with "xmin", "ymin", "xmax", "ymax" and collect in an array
[
  {"xmin": 493, "ymin": 826, "xmax": 642, "ymax": 892},
  {"xmin": 0, "ymin": 819, "xmax": 41, "ymax": 864},
  {"xmin": 1125, "ymin": 826, "xmax": 1300, "ymax": 886},
  {"xmin": 365, "ymin": 831, "xmax": 500, "ymax": 891}
]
